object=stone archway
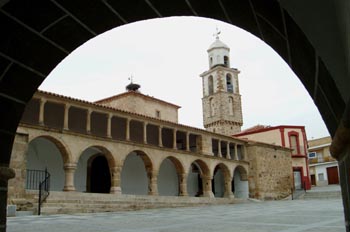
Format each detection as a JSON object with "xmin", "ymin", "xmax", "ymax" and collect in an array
[
  {"xmin": 0, "ymin": 1, "xmax": 349, "ymax": 230},
  {"xmin": 212, "ymin": 163, "xmax": 232, "ymax": 198},
  {"xmin": 26, "ymin": 136, "xmax": 70, "ymax": 191},
  {"xmin": 121, "ymin": 150, "xmax": 154, "ymax": 195},
  {"xmin": 87, "ymin": 155, "xmax": 111, "ymax": 193},
  {"xmin": 157, "ymin": 156, "xmax": 185, "ymax": 196},
  {"xmin": 233, "ymin": 165, "xmax": 249, "ymax": 199},
  {"xmin": 187, "ymin": 159, "xmax": 211, "ymax": 197},
  {"xmin": 75, "ymin": 146, "xmax": 115, "ymax": 193}
]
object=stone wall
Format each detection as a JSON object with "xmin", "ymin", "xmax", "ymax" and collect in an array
[
  {"xmin": 247, "ymin": 142, "xmax": 293, "ymax": 200},
  {"xmin": 8, "ymin": 132, "xmax": 29, "ymax": 202}
]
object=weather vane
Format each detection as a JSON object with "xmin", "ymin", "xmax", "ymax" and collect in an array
[
  {"xmin": 213, "ymin": 27, "xmax": 221, "ymax": 39},
  {"xmin": 128, "ymin": 74, "xmax": 134, "ymax": 83}
]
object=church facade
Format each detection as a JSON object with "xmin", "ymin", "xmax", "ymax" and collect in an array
[{"xmin": 7, "ymin": 36, "xmax": 294, "ymax": 214}]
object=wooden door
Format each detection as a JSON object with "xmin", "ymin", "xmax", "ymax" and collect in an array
[
  {"xmin": 311, "ymin": 174, "xmax": 316, "ymax": 186},
  {"xmin": 326, "ymin": 166, "xmax": 339, "ymax": 185}
]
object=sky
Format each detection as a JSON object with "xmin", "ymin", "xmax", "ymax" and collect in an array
[{"xmin": 39, "ymin": 16, "xmax": 330, "ymax": 140}]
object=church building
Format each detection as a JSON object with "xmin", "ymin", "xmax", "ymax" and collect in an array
[{"xmin": 7, "ymin": 34, "xmax": 294, "ymax": 215}]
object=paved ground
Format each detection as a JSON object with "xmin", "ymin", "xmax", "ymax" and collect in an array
[{"xmin": 7, "ymin": 198, "xmax": 345, "ymax": 232}]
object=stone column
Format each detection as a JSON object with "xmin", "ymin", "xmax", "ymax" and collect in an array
[
  {"xmin": 126, "ymin": 118, "xmax": 130, "ymax": 141},
  {"xmin": 38, "ymin": 98, "xmax": 46, "ymax": 125},
  {"xmin": 179, "ymin": 173, "xmax": 188, "ymax": 196},
  {"xmin": 0, "ymin": 166, "xmax": 15, "ymax": 232},
  {"xmin": 202, "ymin": 175, "xmax": 214, "ymax": 198},
  {"xmin": 226, "ymin": 143, "xmax": 231, "ymax": 159},
  {"xmin": 186, "ymin": 132, "xmax": 190, "ymax": 151},
  {"xmin": 158, "ymin": 126, "xmax": 163, "ymax": 147},
  {"xmin": 143, "ymin": 122, "xmax": 148, "ymax": 144},
  {"xmin": 63, "ymin": 163, "xmax": 77, "ymax": 191},
  {"xmin": 234, "ymin": 144, "xmax": 238, "ymax": 160},
  {"xmin": 106, "ymin": 113, "xmax": 112, "ymax": 138},
  {"xmin": 63, "ymin": 104, "xmax": 70, "ymax": 130},
  {"xmin": 173, "ymin": 129, "xmax": 177, "ymax": 149},
  {"xmin": 148, "ymin": 170, "xmax": 158, "ymax": 196},
  {"xmin": 218, "ymin": 140, "xmax": 222, "ymax": 157},
  {"xmin": 224, "ymin": 178, "xmax": 234, "ymax": 198},
  {"xmin": 110, "ymin": 165, "xmax": 122, "ymax": 194},
  {"xmin": 86, "ymin": 109, "xmax": 92, "ymax": 134}
]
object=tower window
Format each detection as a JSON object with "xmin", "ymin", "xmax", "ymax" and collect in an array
[
  {"xmin": 209, "ymin": 98, "xmax": 215, "ymax": 117},
  {"xmin": 210, "ymin": 57, "xmax": 213, "ymax": 66},
  {"xmin": 208, "ymin": 75, "xmax": 214, "ymax": 95},
  {"xmin": 226, "ymin": 74, "xmax": 233, "ymax": 93},
  {"xmin": 224, "ymin": 56, "xmax": 229, "ymax": 67}
]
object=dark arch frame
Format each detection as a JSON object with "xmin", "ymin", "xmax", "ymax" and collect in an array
[{"xmin": 0, "ymin": 1, "xmax": 348, "ymax": 230}]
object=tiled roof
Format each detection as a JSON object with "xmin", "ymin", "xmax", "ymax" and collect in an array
[{"xmin": 94, "ymin": 91, "xmax": 181, "ymax": 109}]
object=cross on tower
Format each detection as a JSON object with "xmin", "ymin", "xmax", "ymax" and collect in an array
[{"xmin": 213, "ymin": 27, "xmax": 221, "ymax": 39}]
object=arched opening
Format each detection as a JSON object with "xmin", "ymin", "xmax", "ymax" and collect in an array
[
  {"xmin": 187, "ymin": 160, "xmax": 209, "ymax": 197},
  {"xmin": 226, "ymin": 74, "xmax": 233, "ymax": 93},
  {"xmin": 74, "ymin": 146, "xmax": 114, "ymax": 193},
  {"xmin": 88, "ymin": 155, "xmax": 111, "ymax": 193},
  {"xmin": 1, "ymin": 2, "xmax": 347, "ymax": 229},
  {"xmin": 121, "ymin": 151, "xmax": 152, "ymax": 195},
  {"xmin": 209, "ymin": 98, "xmax": 215, "ymax": 117},
  {"xmin": 232, "ymin": 166, "xmax": 249, "ymax": 198},
  {"xmin": 26, "ymin": 137, "xmax": 67, "ymax": 191},
  {"xmin": 212, "ymin": 164, "xmax": 231, "ymax": 198},
  {"xmin": 157, "ymin": 157, "xmax": 183, "ymax": 196},
  {"xmin": 208, "ymin": 75, "xmax": 214, "ymax": 95}
]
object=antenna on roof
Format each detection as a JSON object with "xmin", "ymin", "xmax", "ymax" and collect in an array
[
  {"xmin": 128, "ymin": 74, "xmax": 134, "ymax": 83},
  {"xmin": 126, "ymin": 74, "xmax": 140, "ymax": 92}
]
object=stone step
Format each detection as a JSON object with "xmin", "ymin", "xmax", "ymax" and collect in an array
[
  {"xmin": 303, "ymin": 191, "xmax": 341, "ymax": 199},
  {"xmin": 37, "ymin": 191, "xmax": 240, "ymax": 215}
]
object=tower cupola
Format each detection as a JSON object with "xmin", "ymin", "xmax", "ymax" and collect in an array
[{"xmin": 207, "ymin": 31, "xmax": 230, "ymax": 69}]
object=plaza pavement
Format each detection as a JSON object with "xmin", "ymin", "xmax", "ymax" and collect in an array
[{"xmin": 7, "ymin": 198, "xmax": 344, "ymax": 232}]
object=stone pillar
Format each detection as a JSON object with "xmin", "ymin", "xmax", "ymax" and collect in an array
[
  {"xmin": 224, "ymin": 177, "xmax": 234, "ymax": 198},
  {"xmin": 173, "ymin": 129, "xmax": 177, "ymax": 149},
  {"xmin": 63, "ymin": 104, "xmax": 70, "ymax": 130},
  {"xmin": 106, "ymin": 113, "xmax": 112, "ymax": 138},
  {"xmin": 0, "ymin": 166, "xmax": 15, "ymax": 232},
  {"xmin": 226, "ymin": 143, "xmax": 231, "ymax": 159},
  {"xmin": 218, "ymin": 140, "xmax": 222, "ymax": 157},
  {"xmin": 110, "ymin": 165, "xmax": 122, "ymax": 194},
  {"xmin": 86, "ymin": 109, "xmax": 92, "ymax": 134},
  {"xmin": 179, "ymin": 173, "xmax": 188, "ymax": 196},
  {"xmin": 234, "ymin": 144, "xmax": 238, "ymax": 160},
  {"xmin": 143, "ymin": 122, "xmax": 148, "ymax": 144},
  {"xmin": 126, "ymin": 118, "xmax": 130, "ymax": 141},
  {"xmin": 202, "ymin": 175, "xmax": 214, "ymax": 198},
  {"xmin": 186, "ymin": 132, "xmax": 190, "ymax": 151},
  {"xmin": 38, "ymin": 98, "xmax": 46, "ymax": 125},
  {"xmin": 158, "ymin": 126, "xmax": 163, "ymax": 147},
  {"xmin": 148, "ymin": 170, "xmax": 158, "ymax": 196},
  {"xmin": 63, "ymin": 163, "xmax": 77, "ymax": 191}
]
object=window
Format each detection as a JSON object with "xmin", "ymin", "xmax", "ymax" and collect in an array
[
  {"xmin": 226, "ymin": 74, "xmax": 233, "ymax": 93},
  {"xmin": 318, "ymin": 173, "xmax": 325, "ymax": 181},
  {"xmin": 308, "ymin": 152, "xmax": 316, "ymax": 159},
  {"xmin": 288, "ymin": 131, "xmax": 300, "ymax": 155},
  {"xmin": 224, "ymin": 56, "xmax": 229, "ymax": 67},
  {"xmin": 208, "ymin": 75, "xmax": 214, "ymax": 95},
  {"xmin": 155, "ymin": 110, "xmax": 161, "ymax": 118}
]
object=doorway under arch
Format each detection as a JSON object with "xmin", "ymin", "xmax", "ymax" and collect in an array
[
  {"xmin": 187, "ymin": 160, "xmax": 209, "ymax": 197},
  {"xmin": 87, "ymin": 155, "xmax": 111, "ymax": 193},
  {"xmin": 232, "ymin": 166, "xmax": 249, "ymax": 198}
]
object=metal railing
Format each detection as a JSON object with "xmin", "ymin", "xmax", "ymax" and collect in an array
[
  {"xmin": 38, "ymin": 169, "xmax": 50, "ymax": 215},
  {"xmin": 26, "ymin": 169, "xmax": 50, "ymax": 215}
]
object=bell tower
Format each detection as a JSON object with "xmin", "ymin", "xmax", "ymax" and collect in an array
[{"xmin": 200, "ymin": 32, "xmax": 243, "ymax": 135}]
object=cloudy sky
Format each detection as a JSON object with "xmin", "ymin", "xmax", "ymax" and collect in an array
[{"xmin": 39, "ymin": 17, "xmax": 330, "ymax": 140}]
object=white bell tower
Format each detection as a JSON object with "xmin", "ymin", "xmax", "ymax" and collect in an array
[{"xmin": 200, "ymin": 31, "xmax": 243, "ymax": 135}]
